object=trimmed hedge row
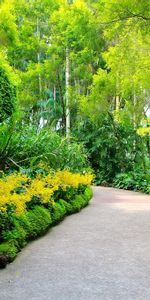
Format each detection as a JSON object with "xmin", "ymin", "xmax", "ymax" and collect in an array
[{"xmin": 0, "ymin": 186, "xmax": 93, "ymax": 268}]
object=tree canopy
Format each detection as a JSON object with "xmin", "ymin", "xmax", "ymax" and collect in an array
[{"xmin": 0, "ymin": 0, "xmax": 149, "ymax": 188}]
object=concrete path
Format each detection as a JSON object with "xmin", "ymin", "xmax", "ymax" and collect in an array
[{"xmin": 0, "ymin": 187, "xmax": 150, "ymax": 300}]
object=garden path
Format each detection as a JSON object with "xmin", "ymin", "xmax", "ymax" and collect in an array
[{"xmin": 0, "ymin": 187, "xmax": 150, "ymax": 300}]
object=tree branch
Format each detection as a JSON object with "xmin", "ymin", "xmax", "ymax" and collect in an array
[{"xmin": 99, "ymin": 14, "xmax": 150, "ymax": 25}]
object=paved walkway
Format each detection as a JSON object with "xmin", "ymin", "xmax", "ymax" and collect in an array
[{"xmin": 0, "ymin": 187, "xmax": 150, "ymax": 300}]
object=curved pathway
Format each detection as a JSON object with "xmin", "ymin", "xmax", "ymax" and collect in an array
[{"xmin": 0, "ymin": 187, "xmax": 150, "ymax": 300}]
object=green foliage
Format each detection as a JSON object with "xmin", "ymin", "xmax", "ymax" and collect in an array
[
  {"xmin": 2, "ymin": 125, "xmax": 89, "ymax": 173},
  {"xmin": 0, "ymin": 204, "xmax": 16, "ymax": 243},
  {"xmin": 2, "ymin": 206, "xmax": 52, "ymax": 248},
  {"xmin": 3, "ymin": 223, "xmax": 27, "ymax": 250},
  {"xmin": 83, "ymin": 186, "xmax": 93, "ymax": 200},
  {"xmin": 51, "ymin": 201, "xmax": 67, "ymax": 224},
  {"xmin": 0, "ymin": 66, "xmax": 16, "ymax": 123},
  {"xmin": 76, "ymin": 115, "xmax": 146, "ymax": 185},
  {"xmin": 0, "ymin": 0, "xmax": 18, "ymax": 47},
  {"xmin": 70, "ymin": 195, "xmax": 85, "ymax": 212},
  {"xmin": 18, "ymin": 206, "xmax": 52, "ymax": 240},
  {"xmin": 70, "ymin": 187, "xmax": 92, "ymax": 213},
  {"xmin": 0, "ymin": 113, "xmax": 20, "ymax": 170},
  {"xmin": 100, "ymin": 0, "xmax": 150, "ymax": 35},
  {"xmin": 0, "ymin": 241, "xmax": 17, "ymax": 268},
  {"xmin": 1, "ymin": 0, "xmax": 148, "ymax": 197},
  {"xmin": 57, "ymin": 199, "xmax": 72, "ymax": 215},
  {"xmin": 113, "ymin": 171, "xmax": 150, "ymax": 194},
  {"xmin": 0, "ymin": 187, "xmax": 93, "ymax": 268},
  {"xmin": 53, "ymin": 187, "xmax": 78, "ymax": 203}
]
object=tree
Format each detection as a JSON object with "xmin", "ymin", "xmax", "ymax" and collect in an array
[
  {"xmin": 0, "ymin": 0, "xmax": 18, "ymax": 48},
  {"xmin": 0, "ymin": 65, "xmax": 16, "ymax": 122}
]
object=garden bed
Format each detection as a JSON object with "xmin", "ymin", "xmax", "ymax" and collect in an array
[{"xmin": 0, "ymin": 171, "xmax": 93, "ymax": 268}]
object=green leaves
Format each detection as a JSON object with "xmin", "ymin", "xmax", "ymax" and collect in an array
[
  {"xmin": 75, "ymin": 115, "xmax": 146, "ymax": 185},
  {"xmin": 0, "ymin": 0, "xmax": 18, "ymax": 47},
  {"xmin": 113, "ymin": 171, "xmax": 150, "ymax": 194},
  {"xmin": 0, "ymin": 67, "xmax": 16, "ymax": 123}
]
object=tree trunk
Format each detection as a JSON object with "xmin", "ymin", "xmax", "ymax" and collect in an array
[
  {"xmin": 57, "ymin": 73, "xmax": 66, "ymax": 130},
  {"xmin": 37, "ymin": 17, "xmax": 42, "ymax": 98},
  {"xmin": 65, "ymin": 47, "xmax": 70, "ymax": 138}
]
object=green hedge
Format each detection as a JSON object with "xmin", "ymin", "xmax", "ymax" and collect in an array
[{"xmin": 0, "ymin": 186, "xmax": 93, "ymax": 268}]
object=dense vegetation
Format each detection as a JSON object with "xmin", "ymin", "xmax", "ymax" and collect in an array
[
  {"xmin": 0, "ymin": 0, "xmax": 150, "ymax": 266},
  {"xmin": 0, "ymin": 0, "xmax": 149, "ymax": 188}
]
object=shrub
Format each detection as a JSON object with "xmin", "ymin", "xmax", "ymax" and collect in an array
[
  {"xmin": 0, "ymin": 205, "xmax": 52, "ymax": 261},
  {"xmin": 70, "ymin": 187, "xmax": 93, "ymax": 213},
  {"xmin": 59, "ymin": 199, "xmax": 73, "ymax": 215},
  {"xmin": 0, "ymin": 169, "xmax": 93, "ymax": 268},
  {"xmin": 70, "ymin": 195, "xmax": 84, "ymax": 212},
  {"xmin": 113, "ymin": 171, "xmax": 150, "ymax": 194},
  {"xmin": 51, "ymin": 202, "xmax": 66, "ymax": 224},
  {"xmin": 0, "ymin": 204, "xmax": 16, "ymax": 244},
  {"xmin": 0, "ymin": 171, "xmax": 94, "ymax": 216},
  {"xmin": 0, "ymin": 186, "xmax": 93, "ymax": 268},
  {"xmin": 3, "ymin": 224, "xmax": 27, "ymax": 250},
  {"xmin": 2, "ymin": 126, "xmax": 89, "ymax": 173},
  {"xmin": 84, "ymin": 186, "xmax": 93, "ymax": 200},
  {"xmin": 0, "ymin": 241, "xmax": 17, "ymax": 268},
  {"xmin": 18, "ymin": 206, "xmax": 52, "ymax": 239},
  {"xmin": 75, "ymin": 115, "xmax": 146, "ymax": 185}
]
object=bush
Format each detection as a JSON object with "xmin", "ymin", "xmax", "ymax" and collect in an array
[
  {"xmin": 59, "ymin": 199, "xmax": 73, "ymax": 215},
  {"xmin": 69, "ymin": 186, "xmax": 93, "ymax": 213},
  {"xmin": 51, "ymin": 201, "xmax": 67, "ymax": 224},
  {"xmin": 1, "ymin": 125, "xmax": 89, "ymax": 173},
  {"xmin": 75, "ymin": 115, "xmax": 147, "ymax": 185},
  {"xmin": 0, "ymin": 171, "xmax": 93, "ymax": 215},
  {"xmin": 0, "ymin": 186, "xmax": 93, "ymax": 268},
  {"xmin": 17, "ymin": 206, "xmax": 52, "ymax": 240},
  {"xmin": 0, "ymin": 242, "xmax": 17, "ymax": 268},
  {"xmin": 0, "ymin": 204, "xmax": 16, "ymax": 244},
  {"xmin": 113, "ymin": 171, "xmax": 150, "ymax": 194},
  {"xmin": 2, "ymin": 206, "xmax": 52, "ymax": 250}
]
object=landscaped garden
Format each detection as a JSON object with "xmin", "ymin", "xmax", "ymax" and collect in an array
[{"xmin": 0, "ymin": 0, "xmax": 150, "ymax": 270}]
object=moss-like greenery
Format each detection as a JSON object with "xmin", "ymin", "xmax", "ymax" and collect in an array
[{"xmin": 0, "ymin": 186, "xmax": 93, "ymax": 268}]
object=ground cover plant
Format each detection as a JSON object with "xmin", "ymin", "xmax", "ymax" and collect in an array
[
  {"xmin": 0, "ymin": 170, "xmax": 93, "ymax": 268},
  {"xmin": 113, "ymin": 169, "xmax": 150, "ymax": 194}
]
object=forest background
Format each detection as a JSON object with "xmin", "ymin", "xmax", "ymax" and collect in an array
[{"xmin": 0, "ymin": 0, "xmax": 150, "ymax": 193}]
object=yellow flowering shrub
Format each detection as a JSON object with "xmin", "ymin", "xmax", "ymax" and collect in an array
[
  {"xmin": 0, "ymin": 171, "xmax": 94, "ymax": 215},
  {"xmin": 0, "ymin": 173, "xmax": 29, "ymax": 215},
  {"xmin": 137, "ymin": 127, "xmax": 150, "ymax": 136},
  {"xmin": 27, "ymin": 176, "xmax": 58, "ymax": 204},
  {"xmin": 55, "ymin": 170, "xmax": 94, "ymax": 190}
]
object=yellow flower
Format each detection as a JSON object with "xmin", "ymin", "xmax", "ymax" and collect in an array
[{"xmin": 0, "ymin": 170, "xmax": 93, "ymax": 215}]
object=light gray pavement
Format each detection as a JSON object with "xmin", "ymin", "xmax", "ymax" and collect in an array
[{"xmin": 0, "ymin": 187, "xmax": 150, "ymax": 300}]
